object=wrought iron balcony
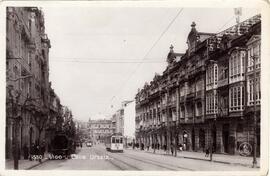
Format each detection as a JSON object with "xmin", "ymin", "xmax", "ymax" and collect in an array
[
  {"xmin": 194, "ymin": 116, "xmax": 204, "ymax": 123},
  {"xmin": 180, "ymin": 96, "xmax": 186, "ymax": 102},
  {"xmin": 186, "ymin": 92, "xmax": 195, "ymax": 99},
  {"xmin": 217, "ymin": 78, "xmax": 229, "ymax": 88},
  {"xmin": 195, "ymin": 90, "xmax": 204, "ymax": 99}
]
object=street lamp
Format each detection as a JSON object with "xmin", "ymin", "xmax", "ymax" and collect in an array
[{"xmin": 251, "ymin": 55, "xmax": 258, "ymax": 168}]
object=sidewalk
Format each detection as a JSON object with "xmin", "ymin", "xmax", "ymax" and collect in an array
[
  {"xmin": 5, "ymin": 153, "xmax": 49, "ymax": 170},
  {"xmin": 127, "ymin": 148, "xmax": 260, "ymax": 168}
]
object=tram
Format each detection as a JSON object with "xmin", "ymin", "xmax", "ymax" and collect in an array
[{"xmin": 105, "ymin": 133, "xmax": 124, "ymax": 152}]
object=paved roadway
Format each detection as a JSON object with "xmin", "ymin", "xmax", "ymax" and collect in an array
[{"xmin": 32, "ymin": 144, "xmax": 257, "ymax": 171}]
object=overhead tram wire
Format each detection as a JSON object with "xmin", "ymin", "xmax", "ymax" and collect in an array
[
  {"xmin": 109, "ymin": 8, "xmax": 184, "ymax": 101},
  {"xmin": 50, "ymin": 60, "xmax": 166, "ymax": 64},
  {"xmin": 107, "ymin": 13, "xmax": 237, "ymax": 111},
  {"xmin": 216, "ymin": 16, "xmax": 235, "ymax": 33}
]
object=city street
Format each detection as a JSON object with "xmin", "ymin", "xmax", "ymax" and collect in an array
[
  {"xmin": 5, "ymin": 6, "xmax": 263, "ymax": 174},
  {"xmin": 32, "ymin": 145, "xmax": 258, "ymax": 171}
]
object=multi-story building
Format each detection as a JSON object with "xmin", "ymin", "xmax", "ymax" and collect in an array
[
  {"xmin": 6, "ymin": 7, "xmax": 51, "ymax": 159},
  {"xmin": 111, "ymin": 100, "xmax": 136, "ymax": 143},
  {"xmin": 122, "ymin": 101, "xmax": 136, "ymax": 139},
  {"xmin": 135, "ymin": 14, "xmax": 261, "ymax": 155},
  {"xmin": 114, "ymin": 108, "xmax": 124, "ymax": 135},
  {"xmin": 87, "ymin": 119, "xmax": 115, "ymax": 143},
  {"xmin": 46, "ymin": 84, "xmax": 63, "ymax": 150}
]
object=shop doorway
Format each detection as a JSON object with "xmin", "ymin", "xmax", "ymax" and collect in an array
[
  {"xmin": 192, "ymin": 128, "xmax": 195, "ymax": 151},
  {"xmin": 222, "ymin": 124, "xmax": 229, "ymax": 153}
]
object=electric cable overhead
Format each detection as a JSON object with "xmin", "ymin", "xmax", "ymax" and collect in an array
[
  {"xmin": 110, "ymin": 8, "xmax": 184, "ymax": 103},
  {"xmin": 51, "ymin": 60, "xmax": 166, "ymax": 64},
  {"xmin": 216, "ymin": 16, "xmax": 235, "ymax": 33}
]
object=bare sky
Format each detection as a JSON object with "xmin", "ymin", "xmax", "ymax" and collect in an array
[{"xmin": 42, "ymin": 7, "xmax": 260, "ymax": 121}]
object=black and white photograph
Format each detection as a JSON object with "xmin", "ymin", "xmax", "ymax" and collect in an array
[{"xmin": 1, "ymin": 1, "xmax": 269, "ymax": 175}]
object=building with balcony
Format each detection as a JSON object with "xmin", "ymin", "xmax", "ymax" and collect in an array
[
  {"xmin": 6, "ymin": 7, "xmax": 52, "ymax": 159},
  {"xmin": 135, "ymin": 14, "xmax": 261, "ymax": 155}
]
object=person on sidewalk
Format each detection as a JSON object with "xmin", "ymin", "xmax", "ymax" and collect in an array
[
  {"xmin": 29, "ymin": 143, "xmax": 35, "ymax": 161},
  {"xmin": 170, "ymin": 143, "xmax": 174, "ymax": 155},
  {"xmin": 205, "ymin": 147, "xmax": 210, "ymax": 157},
  {"xmin": 23, "ymin": 144, "xmax": 29, "ymax": 160},
  {"xmin": 41, "ymin": 140, "xmax": 46, "ymax": 159},
  {"xmin": 179, "ymin": 144, "xmax": 183, "ymax": 152}
]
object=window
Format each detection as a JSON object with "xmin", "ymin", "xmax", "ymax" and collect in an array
[
  {"xmin": 180, "ymin": 106, "xmax": 185, "ymax": 118},
  {"xmin": 247, "ymin": 77, "xmax": 260, "ymax": 105},
  {"xmin": 229, "ymin": 85, "xmax": 244, "ymax": 111},
  {"xmin": 248, "ymin": 41, "xmax": 261, "ymax": 72},
  {"xmin": 206, "ymin": 64, "xmax": 218, "ymax": 90},
  {"xmin": 115, "ymin": 138, "xmax": 119, "ymax": 144},
  {"xmin": 242, "ymin": 87, "xmax": 245, "ymax": 106},
  {"xmin": 229, "ymin": 50, "xmax": 245, "ymax": 83},
  {"xmin": 206, "ymin": 92, "xmax": 217, "ymax": 114}
]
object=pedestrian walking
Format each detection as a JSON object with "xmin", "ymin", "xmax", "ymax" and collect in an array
[
  {"xmin": 163, "ymin": 144, "xmax": 167, "ymax": 152},
  {"xmin": 41, "ymin": 140, "xmax": 46, "ymax": 159},
  {"xmin": 179, "ymin": 144, "xmax": 183, "ymax": 152},
  {"xmin": 170, "ymin": 143, "xmax": 174, "ymax": 155},
  {"xmin": 29, "ymin": 143, "xmax": 35, "ymax": 161},
  {"xmin": 36, "ymin": 144, "xmax": 42, "ymax": 163},
  {"xmin": 23, "ymin": 144, "xmax": 29, "ymax": 160},
  {"xmin": 205, "ymin": 148, "xmax": 210, "ymax": 157}
]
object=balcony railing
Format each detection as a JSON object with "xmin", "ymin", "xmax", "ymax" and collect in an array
[
  {"xmin": 180, "ymin": 96, "xmax": 185, "ymax": 102},
  {"xmin": 194, "ymin": 116, "xmax": 204, "ymax": 123},
  {"xmin": 186, "ymin": 92, "xmax": 195, "ymax": 99},
  {"xmin": 167, "ymin": 99, "xmax": 176, "ymax": 107},
  {"xmin": 186, "ymin": 117, "xmax": 194, "ymax": 123},
  {"xmin": 217, "ymin": 78, "xmax": 228, "ymax": 88},
  {"xmin": 179, "ymin": 118, "xmax": 185, "ymax": 124},
  {"xmin": 195, "ymin": 90, "xmax": 204, "ymax": 99}
]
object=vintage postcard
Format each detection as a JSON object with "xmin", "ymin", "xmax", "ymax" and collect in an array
[{"xmin": 0, "ymin": 0, "xmax": 269, "ymax": 176}]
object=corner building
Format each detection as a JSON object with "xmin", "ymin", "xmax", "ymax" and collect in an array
[{"xmin": 135, "ymin": 15, "xmax": 261, "ymax": 155}]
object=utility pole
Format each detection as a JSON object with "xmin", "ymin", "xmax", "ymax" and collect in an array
[
  {"xmin": 7, "ymin": 86, "xmax": 21, "ymax": 170},
  {"xmin": 166, "ymin": 85, "xmax": 170, "ymax": 155},
  {"xmin": 252, "ymin": 55, "xmax": 257, "ymax": 168},
  {"xmin": 174, "ymin": 82, "xmax": 180, "ymax": 157}
]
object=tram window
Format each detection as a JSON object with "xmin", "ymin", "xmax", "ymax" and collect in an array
[
  {"xmin": 120, "ymin": 138, "xmax": 123, "ymax": 143},
  {"xmin": 112, "ymin": 137, "xmax": 115, "ymax": 143},
  {"xmin": 116, "ymin": 138, "xmax": 119, "ymax": 143}
]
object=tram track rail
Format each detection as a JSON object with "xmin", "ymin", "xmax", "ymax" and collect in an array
[
  {"xmin": 125, "ymin": 152, "xmax": 194, "ymax": 171},
  {"xmin": 93, "ymin": 147, "xmax": 141, "ymax": 170},
  {"xmin": 94, "ymin": 146, "xmax": 193, "ymax": 171}
]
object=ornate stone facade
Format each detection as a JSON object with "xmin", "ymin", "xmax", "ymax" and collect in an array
[{"xmin": 135, "ymin": 15, "xmax": 261, "ymax": 155}]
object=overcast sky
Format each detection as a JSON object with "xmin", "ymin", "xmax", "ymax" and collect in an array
[{"xmin": 42, "ymin": 7, "xmax": 260, "ymax": 122}]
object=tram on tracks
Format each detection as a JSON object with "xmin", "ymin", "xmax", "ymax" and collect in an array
[{"xmin": 104, "ymin": 133, "xmax": 124, "ymax": 152}]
